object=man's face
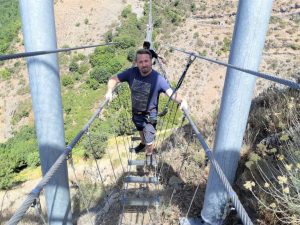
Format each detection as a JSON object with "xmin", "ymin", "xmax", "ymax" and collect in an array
[{"xmin": 136, "ymin": 53, "xmax": 152, "ymax": 76}]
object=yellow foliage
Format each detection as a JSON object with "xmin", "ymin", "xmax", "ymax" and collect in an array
[{"xmin": 280, "ymin": 134, "xmax": 289, "ymax": 142}]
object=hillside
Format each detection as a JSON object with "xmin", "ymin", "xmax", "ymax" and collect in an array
[
  {"xmin": 158, "ymin": 0, "xmax": 299, "ymax": 123},
  {"xmin": 0, "ymin": 0, "xmax": 299, "ymax": 224},
  {"xmin": 0, "ymin": 0, "xmax": 144, "ymax": 142},
  {"xmin": 1, "ymin": 0, "xmax": 299, "ymax": 142}
]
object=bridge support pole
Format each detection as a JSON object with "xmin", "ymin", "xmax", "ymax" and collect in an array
[
  {"xmin": 201, "ymin": 0, "xmax": 273, "ymax": 224},
  {"xmin": 146, "ymin": 0, "xmax": 153, "ymax": 46},
  {"xmin": 19, "ymin": 1, "xmax": 72, "ymax": 224}
]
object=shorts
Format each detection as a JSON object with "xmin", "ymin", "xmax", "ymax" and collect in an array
[{"xmin": 132, "ymin": 113, "xmax": 157, "ymax": 145}]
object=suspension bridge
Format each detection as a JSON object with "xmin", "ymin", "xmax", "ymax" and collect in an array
[{"xmin": 1, "ymin": 0, "xmax": 300, "ymax": 225}]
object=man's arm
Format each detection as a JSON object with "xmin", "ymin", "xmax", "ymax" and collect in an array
[
  {"xmin": 105, "ymin": 76, "xmax": 120, "ymax": 101},
  {"xmin": 165, "ymin": 88, "xmax": 188, "ymax": 110}
]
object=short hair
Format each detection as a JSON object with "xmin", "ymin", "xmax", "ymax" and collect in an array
[
  {"xmin": 136, "ymin": 49, "xmax": 152, "ymax": 59},
  {"xmin": 143, "ymin": 41, "xmax": 151, "ymax": 49}
]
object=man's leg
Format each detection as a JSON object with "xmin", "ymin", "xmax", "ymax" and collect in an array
[
  {"xmin": 143, "ymin": 124, "xmax": 156, "ymax": 165},
  {"xmin": 132, "ymin": 115, "xmax": 146, "ymax": 153},
  {"xmin": 145, "ymin": 143, "xmax": 154, "ymax": 155},
  {"xmin": 133, "ymin": 131, "xmax": 146, "ymax": 153},
  {"xmin": 145, "ymin": 143, "xmax": 157, "ymax": 166},
  {"xmin": 139, "ymin": 131, "xmax": 145, "ymax": 144},
  {"xmin": 145, "ymin": 144, "xmax": 153, "ymax": 166}
]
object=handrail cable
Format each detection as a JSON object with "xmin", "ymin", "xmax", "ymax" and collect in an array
[
  {"xmin": 155, "ymin": 54, "xmax": 195, "ymax": 179},
  {"xmin": 32, "ymin": 197, "xmax": 47, "ymax": 225},
  {"xmin": 158, "ymin": 55, "xmax": 196, "ymax": 117},
  {"xmin": 182, "ymin": 107, "xmax": 253, "ymax": 225},
  {"xmin": 156, "ymin": 58, "xmax": 167, "ymax": 79},
  {"xmin": 6, "ymin": 84, "xmax": 118, "ymax": 225},
  {"xmin": 1, "ymin": 190, "xmax": 8, "ymax": 220},
  {"xmin": 5, "ymin": 0, "xmax": 276, "ymax": 223},
  {"xmin": 164, "ymin": 45, "xmax": 300, "ymax": 90},
  {"xmin": 182, "ymin": 182, "xmax": 201, "ymax": 224},
  {"xmin": 73, "ymin": 101, "xmax": 127, "ymax": 224},
  {"xmin": 154, "ymin": 52, "xmax": 196, "ymax": 151},
  {"xmin": 160, "ymin": 115, "xmax": 189, "ymax": 225},
  {"xmin": 0, "ymin": 42, "xmax": 116, "ymax": 61}
]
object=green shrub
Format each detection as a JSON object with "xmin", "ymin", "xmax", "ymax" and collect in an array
[
  {"xmin": 121, "ymin": 5, "xmax": 132, "ymax": 18},
  {"xmin": 69, "ymin": 61, "xmax": 79, "ymax": 72},
  {"xmin": 190, "ymin": 3, "xmax": 196, "ymax": 12},
  {"xmin": 61, "ymin": 75, "xmax": 74, "ymax": 87},
  {"xmin": 153, "ymin": 17, "xmax": 162, "ymax": 28},
  {"xmin": 290, "ymin": 44, "xmax": 300, "ymax": 50},
  {"xmin": 64, "ymin": 105, "xmax": 72, "ymax": 114},
  {"xmin": 0, "ymin": 173, "xmax": 14, "ymax": 190},
  {"xmin": 11, "ymin": 100, "xmax": 31, "ymax": 125},
  {"xmin": 83, "ymin": 132, "xmax": 107, "ymax": 159},
  {"xmin": 107, "ymin": 59, "xmax": 123, "ymax": 74},
  {"xmin": 90, "ymin": 47, "xmax": 114, "ymax": 67},
  {"xmin": 0, "ymin": 126, "xmax": 38, "ymax": 189},
  {"xmin": 113, "ymin": 35, "xmax": 136, "ymax": 49},
  {"xmin": 221, "ymin": 37, "xmax": 231, "ymax": 53},
  {"xmin": 105, "ymin": 85, "xmax": 134, "ymax": 136},
  {"xmin": 78, "ymin": 63, "xmax": 89, "ymax": 74},
  {"xmin": 165, "ymin": 8, "xmax": 181, "ymax": 25},
  {"xmin": 26, "ymin": 152, "xmax": 40, "ymax": 167},
  {"xmin": 17, "ymin": 85, "xmax": 30, "ymax": 95},
  {"xmin": 127, "ymin": 48, "xmax": 136, "ymax": 62},
  {"xmin": 0, "ymin": 68, "xmax": 11, "ymax": 80},
  {"xmin": 62, "ymin": 44, "xmax": 71, "ymax": 55},
  {"xmin": 59, "ymin": 54, "xmax": 69, "ymax": 65},
  {"xmin": 174, "ymin": 0, "xmax": 180, "ymax": 7},
  {"xmin": 90, "ymin": 66, "xmax": 111, "ymax": 84},
  {"xmin": 104, "ymin": 30, "xmax": 113, "ymax": 43},
  {"xmin": 0, "ymin": 0, "xmax": 21, "ymax": 54},
  {"xmin": 86, "ymin": 77, "xmax": 100, "ymax": 90},
  {"xmin": 72, "ymin": 53, "xmax": 86, "ymax": 62},
  {"xmin": 73, "ymin": 72, "xmax": 82, "ymax": 81}
]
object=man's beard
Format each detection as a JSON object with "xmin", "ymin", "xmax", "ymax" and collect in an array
[{"xmin": 141, "ymin": 67, "xmax": 151, "ymax": 75}]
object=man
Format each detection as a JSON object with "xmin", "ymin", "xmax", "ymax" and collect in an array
[
  {"xmin": 105, "ymin": 49, "xmax": 187, "ymax": 165},
  {"xmin": 143, "ymin": 41, "xmax": 166, "ymax": 64}
]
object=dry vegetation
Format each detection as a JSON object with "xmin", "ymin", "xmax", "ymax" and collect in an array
[
  {"xmin": 1, "ymin": 0, "xmax": 300, "ymax": 224},
  {"xmin": 157, "ymin": 0, "xmax": 300, "ymax": 124}
]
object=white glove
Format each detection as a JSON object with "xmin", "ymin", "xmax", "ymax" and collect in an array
[
  {"xmin": 180, "ymin": 99, "xmax": 188, "ymax": 111},
  {"xmin": 105, "ymin": 91, "xmax": 113, "ymax": 102}
]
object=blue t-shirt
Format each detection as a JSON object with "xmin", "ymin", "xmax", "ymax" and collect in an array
[{"xmin": 117, "ymin": 67, "xmax": 170, "ymax": 113}]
